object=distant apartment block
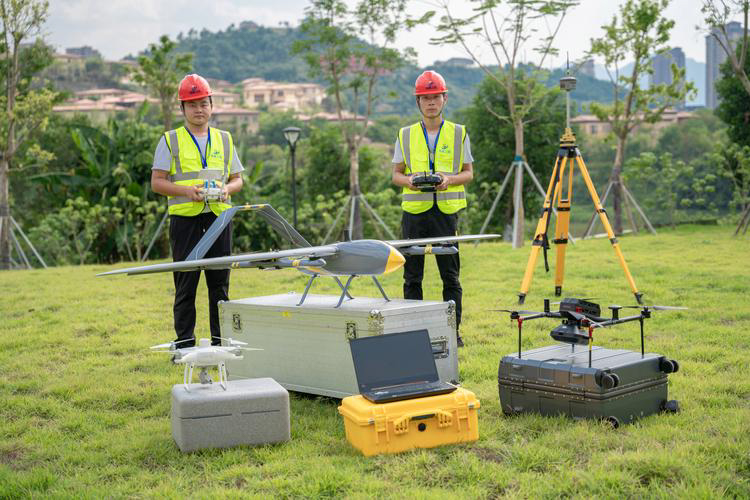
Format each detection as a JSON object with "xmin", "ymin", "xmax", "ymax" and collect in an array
[
  {"xmin": 241, "ymin": 78, "xmax": 324, "ymax": 112},
  {"xmin": 52, "ymin": 89, "xmax": 157, "ymax": 123},
  {"xmin": 571, "ymin": 109, "xmax": 694, "ymax": 139},
  {"xmin": 650, "ymin": 47, "xmax": 686, "ymax": 109},
  {"xmin": 706, "ymin": 21, "xmax": 744, "ymax": 109},
  {"xmin": 578, "ymin": 58, "xmax": 595, "ymax": 78},
  {"xmin": 66, "ymin": 46, "xmax": 102, "ymax": 59}
]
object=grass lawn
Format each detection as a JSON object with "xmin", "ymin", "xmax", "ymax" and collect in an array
[{"xmin": 1, "ymin": 223, "xmax": 749, "ymax": 497}]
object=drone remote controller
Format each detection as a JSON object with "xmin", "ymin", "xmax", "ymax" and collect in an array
[
  {"xmin": 411, "ymin": 173, "xmax": 442, "ymax": 192},
  {"xmin": 202, "ymin": 180, "xmax": 224, "ymax": 202}
]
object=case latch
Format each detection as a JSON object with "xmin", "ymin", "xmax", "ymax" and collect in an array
[
  {"xmin": 346, "ymin": 322, "xmax": 357, "ymax": 340},
  {"xmin": 431, "ymin": 336, "xmax": 449, "ymax": 359},
  {"xmin": 232, "ymin": 313, "xmax": 242, "ymax": 332}
]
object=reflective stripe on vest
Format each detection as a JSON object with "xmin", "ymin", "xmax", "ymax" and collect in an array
[
  {"xmin": 400, "ymin": 120, "xmax": 467, "ymax": 215},
  {"xmin": 166, "ymin": 127, "xmax": 233, "ymax": 216}
]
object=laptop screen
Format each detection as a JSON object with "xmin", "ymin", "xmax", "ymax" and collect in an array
[{"xmin": 349, "ymin": 329, "xmax": 439, "ymax": 392}]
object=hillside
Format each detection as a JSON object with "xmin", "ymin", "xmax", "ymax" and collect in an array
[{"xmin": 169, "ymin": 21, "xmax": 614, "ymax": 116}]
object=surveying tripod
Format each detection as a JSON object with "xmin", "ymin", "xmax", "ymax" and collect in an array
[{"xmin": 517, "ymin": 125, "xmax": 643, "ymax": 305}]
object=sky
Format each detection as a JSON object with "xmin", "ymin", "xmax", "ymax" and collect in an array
[{"xmin": 45, "ymin": 0, "xmax": 740, "ymax": 68}]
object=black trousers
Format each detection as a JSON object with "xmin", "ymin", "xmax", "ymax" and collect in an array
[
  {"xmin": 170, "ymin": 212, "xmax": 232, "ymax": 347},
  {"xmin": 401, "ymin": 204, "xmax": 462, "ymax": 328}
]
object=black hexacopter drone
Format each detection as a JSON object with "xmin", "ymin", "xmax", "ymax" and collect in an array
[{"xmin": 499, "ymin": 297, "xmax": 687, "ymax": 369}]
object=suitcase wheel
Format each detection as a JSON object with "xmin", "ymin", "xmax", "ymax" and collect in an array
[
  {"xmin": 659, "ymin": 358, "xmax": 676, "ymax": 374},
  {"xmin": 604, "ymin": 416, "xmax": 620, "ymax": 429},
  {"xmin": 670, "ymin": 359, "xmax": 680, "ymax": 373},
  {"xmin": 660, "ymin": 399, "xmax": 679, "ymax": 413},
  {"xmin": 596, "ymin": 371, "xmax": 620, "ymax": 389}
]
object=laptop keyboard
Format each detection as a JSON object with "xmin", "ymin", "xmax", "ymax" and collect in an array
[{"xmin": 371, "ymin": 381, "xmax": 446, "ymax": 397}]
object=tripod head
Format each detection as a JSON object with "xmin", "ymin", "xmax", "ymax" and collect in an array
[{"xmin": 559, "ymin": 56, "xmax": 577, "ymax": 143}]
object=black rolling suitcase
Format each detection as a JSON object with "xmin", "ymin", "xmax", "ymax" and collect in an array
[{"xmin": 498, "ymin": 344, "xmax": 679, "ymax": 428}]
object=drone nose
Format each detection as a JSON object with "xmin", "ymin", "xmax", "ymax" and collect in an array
[{"xmin": 384, "ymin": 246, "xmax": 406, "ymax": 274}]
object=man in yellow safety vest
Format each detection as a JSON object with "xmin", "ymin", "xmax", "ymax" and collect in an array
[
  {"xmin": 151, "ymin": 74, "xmax": 244, "ymax": 348},
  {"xmin": 392, "ymin": 70, "xmax": 474, "ymax": 347}
]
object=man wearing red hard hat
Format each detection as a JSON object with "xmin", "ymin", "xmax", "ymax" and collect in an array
[
  {"xmin": 151, "ymin": 74, "xmax": 244, "ymax": 348},
  {"xmin": 392, "ymin": 70, "xmax": 474, "ymax": 347}
]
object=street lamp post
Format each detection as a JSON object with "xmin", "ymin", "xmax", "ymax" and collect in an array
[{"xmin": 282, "ymin": 126, "xmax": 301, "ymax": 227}]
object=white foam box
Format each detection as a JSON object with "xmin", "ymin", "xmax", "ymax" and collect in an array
[{"xmin": 171, "ymin": 377, "xmax": 290, "ymax": 452}]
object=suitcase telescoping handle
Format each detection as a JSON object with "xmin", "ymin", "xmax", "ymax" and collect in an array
[{"xmin": 393, "ymin": 409, "xmax": 453, "ymax": 434}]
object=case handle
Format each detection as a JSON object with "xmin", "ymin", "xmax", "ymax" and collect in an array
[{"xmin": 392, "ymin": 409, "xmax": 453, "ymax": 435}]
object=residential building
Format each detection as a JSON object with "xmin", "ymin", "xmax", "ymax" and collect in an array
[
  {"xmin": 571, "ymin": 109, "xmax": 695, "ymax": 139},
  {"xmin": 210, "ymin": 107, "xmax": 260, "ymax": 133},
  {"xmin": 241, "ymin": 78, "xmax": 324, "ymax": 112},
  {"xmin": 706, "ymin": 21, "xmax": 744, "ymax": 109},
  {"xmin": 578, "ymin": 58, "xmax": 595, "ymax": 78},
  {"xmin": 52, "ymin": 91, "xmax": 157, "ymax": 124},
  {"xmin": 211, "ymin": 90, "xmax": 240, "ymax": 108},
  {"xmin": 650, "ymin": 47, "xmax": 686, "ymax": 109},
  {"xmin": 66, "ymin": 46, "xmax": 101, "ymax": 59}
]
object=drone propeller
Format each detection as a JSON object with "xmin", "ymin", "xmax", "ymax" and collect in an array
[
  {"xmin": 566, "ymin": 310, "xmax": 606, "ymax": 328},
  {"xmin": 493, "ymin": 309, "xmax": 542, "ymax": 315},
  {"xmin": 211, "ymin": 336, "xmax": 249, "ymax": 346},
  {"xmin": 612, "ymin": 305, "xmax": 688, "ymax": 311},
  {"xmin": 150, "ymin": 338, "xmax": 195, "ymax": 350}
]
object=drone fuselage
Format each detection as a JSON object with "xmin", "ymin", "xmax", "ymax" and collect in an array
[
  {"xmin": 298, "ymin": 240, "xmax": 405, "ymax": 277},
  {"xmin": 174, "ymin": 347, "xmax": 243, "ymax": 367}
]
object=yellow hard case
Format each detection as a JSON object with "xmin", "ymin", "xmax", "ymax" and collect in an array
[{"xmin": 337, "ymin": 387, "xmax": 480, "ymax": 456}]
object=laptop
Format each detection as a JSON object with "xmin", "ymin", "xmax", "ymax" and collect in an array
[{"xmin": 349, "ymin": 329, "xmax": 457, "ymax": 404}]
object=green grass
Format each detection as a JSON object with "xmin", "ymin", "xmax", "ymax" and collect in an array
[{"xmin": 1, "ymin": 224, "xmax": 749, "ymax": 498}]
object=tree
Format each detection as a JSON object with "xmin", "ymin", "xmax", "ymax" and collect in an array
[
  {"xmin": 716, "ymin": 42, "xmax": 750, "ymax": 147},
  {"xmin": 433, "ymin": 0, "xmax": 577, "ymax": 246},
  {"xmin": 293, "ymin": 0, "xmax": 426, "ymax": 239},
  {"xmin": 458, "ymin": 72, "xmax": 564, "ymax": 232},
  {"xmin": 0, "ymin": 0, "xmax": 57, "ymax": 270},
  {"xmin": 702, "ymin": 0, "xmax": 750, "ymax": 98},
  {"xmin": 588, "ymin": 0, "xmax": 694, "ymax": 234},
  {"xmin": 130, "ymin": 35, "xmax": 193, "ymax": 131}
]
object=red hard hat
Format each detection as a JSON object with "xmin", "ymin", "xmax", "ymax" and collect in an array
[
  {"xmin": 178, "ymin": 74, "xmax": 212, "ymax": 101},
  {"xmin": 414, "ymin": 70, "xmax": 447, "ymax": 96}
]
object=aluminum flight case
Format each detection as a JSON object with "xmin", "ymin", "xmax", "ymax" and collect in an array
[
  {"xmin": 498, "ymin": 344, "xmax": 680, "ymax": 427},
  {"xmin": 220, "ymin": 293, "xmax": 459, "ymax": 398}
]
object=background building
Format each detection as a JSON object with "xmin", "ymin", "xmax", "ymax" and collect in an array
[
  {"xmin": 650, "ymin": 47, "xmax": 686, "ymax": 109},
  {"xmin": 705, "ymin": 21, "xmax": 744, "ymax": 109},
  {"xmin": 241, "ymin": 78, "xmax": 324, "ymax": 112}
]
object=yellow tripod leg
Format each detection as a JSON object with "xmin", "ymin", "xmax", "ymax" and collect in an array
[
  {"xmin": 575, "ymin": 154, "xmax": 643, "ymax": 304},
  {"xmin": 518, "ymin": 155, "xmax": 563, "ymax": 304},
  {"xmin": 553, "ymin": 154, "xmax": 574, "ymax": 296}
]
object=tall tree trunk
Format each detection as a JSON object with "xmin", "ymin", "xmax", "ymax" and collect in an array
[
  {"xmin": 0, "ymin": 157, "xmax": 9, "ymax": 270},
  {"xmin": 348, "ymin": 140, "xmax": 363, "ymax": 240},
  {"xmin": 512, "ymin": 120, "xmax": 525, "ymax": 248},
  {"xmin": 610, "ymin": 136, "xmax": 626, "ymax": 236},
  {"xmin": 162, "ymin": 100, "xmax": 172, "ymax": 131}
]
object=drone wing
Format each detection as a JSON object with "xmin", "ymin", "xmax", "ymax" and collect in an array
[
  {"xmin": 386, "ymin": 234, "xmax": 501, "ymax": 248},
  {"xmin": 186, "ymin": 204, "xmax": 310, "ymax": 261},
  {"xmin": 98, "ymin": 245, "xmax": 339, "ymax": 277}
]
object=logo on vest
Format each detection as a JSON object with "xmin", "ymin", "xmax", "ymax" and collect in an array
[
  {"xmin": 209, "ymin": 150, "xmax": 222, "ymax": 159},
  {"xmin": 439, "ymin": 143, "xmax": 450, "ymax": 153}
]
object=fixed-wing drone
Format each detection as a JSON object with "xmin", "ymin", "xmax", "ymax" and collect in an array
[
  {"xmin": 99, "ymin": 204, "xmax": 500, "ymax": 307},
  {"xmin": 498, "ymin": 297, "xmax": 687, "ymax": 368},
  {"xmin": 151, "ymin": 337, "xmax": 262, "ymax": 391}
]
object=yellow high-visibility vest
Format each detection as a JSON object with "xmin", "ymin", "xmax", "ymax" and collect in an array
[
  {"xmin": 165, "ymin": 126, "xmax": 234, "ymax": 216},
  {"xmin": 399, "ymin": 120, "xmax": 467, "ymax": 215}
]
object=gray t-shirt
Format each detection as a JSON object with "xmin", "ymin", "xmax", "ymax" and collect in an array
[
  {"xmin": 152, "ymin": 134, "xmax": 244, "ymax": 174},
  {"xmin": 392, "ymin": 130, "xmax": 474, "ymax": 165}
]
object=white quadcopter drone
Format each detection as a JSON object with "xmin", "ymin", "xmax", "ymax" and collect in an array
[{"xmin": 151, "ymin": 337, "xmax": 262, "ymax": 391}]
